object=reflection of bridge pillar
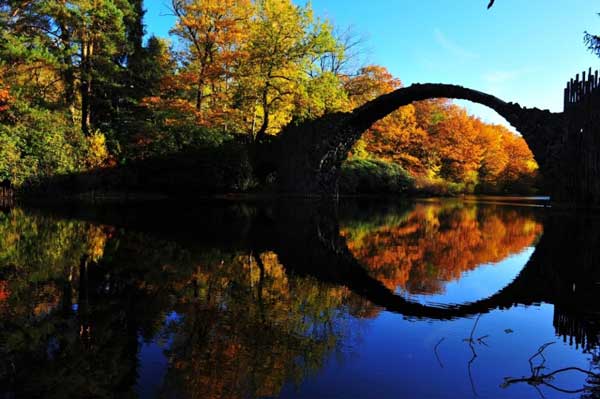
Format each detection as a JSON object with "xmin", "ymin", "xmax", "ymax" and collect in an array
[
  {"xmin": 514, "ymin": 212, "xmax": 600, "ymax": 351},
  {"xmin": 554, "ymin": 306, "xmax": 600, "ymax": 351}
]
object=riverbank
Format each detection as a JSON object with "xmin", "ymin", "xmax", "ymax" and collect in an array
[{"xmin": 7, "ymin": 143, "xmax": 540, "ymax": 205}]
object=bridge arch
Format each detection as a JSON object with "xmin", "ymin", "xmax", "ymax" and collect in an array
[
  {"xmin": 267, "ymin": 200, "xmax": 597, "ymax": 322},
  {"xmin": 341, "ymin": 252, "xmax": 542, "ymax": 320},
  {"xmin": 276, "ymin": 83, "xmax": 563, "ymax": 196},
  {"xmin": 274, "ymin": 227, "xmax": 544, "ymax": 320},
  {"xmin": 330, "ymin": 210, "xmax": 599, "ymax": 320},
  {"xmin": 350, "ymin": 84, "xmax": 530, "ymax": 135}
]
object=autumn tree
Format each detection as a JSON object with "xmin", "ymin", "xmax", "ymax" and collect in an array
[
  {"xmin": 343, "ymin": 65, "xmax": 401, "ymax": 159},
  {"xmin": 344, "ymin": 65, "xmax": 400, "ymax": 107},
  {"xmin": 317, "ymin": 25, "xmax": 368, "ymax": 78},
  {"xmin": 239, "ymin": 0, "xmax": 337, "ymax": 140},
  {"xmin": 477, "ymin": 123, "xmax": 510, "ymax": 189},
  {"xmin": 427, "ymin": 105, "xmax": 484, "ymax": 188},
  {"xmin": 0, "ymin": 72, "xmax": 9, "ymax": 114},
  {"xmin": 344, "ymin": 66, "xmax": 430, "ymax": 173},
  {"xmin": 497, "ymin": 131, "xmax": 538, "ymax": 191},
  {"xmin": 170, "ymin": 0, "xmax": 252, "ymax": 126},
  {"xmin": 293, "ymin": 70, "xmax": 348, "ymax": 120},
  {"xmin": 294, "ymin": 26, "xmax": 368, "ymax": 121},
  {"xmin": 363, "ymin": 105, "xmax": 432, "ymax": 174}
]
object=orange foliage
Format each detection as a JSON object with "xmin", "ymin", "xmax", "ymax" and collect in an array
[
  {"xmin": 170, "ymin": 0, "xmax": 252, "ymax": 127},
  {"xmin": 344, "ymin": 65, "xmax": 401, "ymax": 107},
  {"xmin": 342, "ymin": 203, "xmax": 543, "ymax": 294},
  {"xmin": 0, "ymin": 75, "xmax": 10, "ymax": 113},
  {"xmin": 344, "ymin": 65, "xmax": 538, "ymax": 192},
  {"xmin": 429, "ymin": 105, "xmax": 484, "ymax": 182},
  {"xmin": 363, "ymin": 103, "xmax": 431, "ymax": 174},
  {"xmin": 0, "ymin": 280, "xmax": 9, "ymax": 303}
]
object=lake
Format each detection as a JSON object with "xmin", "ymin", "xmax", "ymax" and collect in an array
[{"xmin": 0, "ymin": 198, "xmax": 599, "ymax": 398}]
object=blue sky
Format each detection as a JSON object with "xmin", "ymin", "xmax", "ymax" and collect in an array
[{"xmin": 144, "ymin": 0, "xmax": 600, "ymax": 126}]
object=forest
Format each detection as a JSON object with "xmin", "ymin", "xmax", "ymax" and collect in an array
[{"xmin": 0, "ymin": 0, "xmax": 539, "ymax": 196}]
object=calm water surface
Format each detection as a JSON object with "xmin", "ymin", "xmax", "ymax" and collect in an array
[{"xmin": 0, "ymin": 199, "xmax": 599, "ymax": 398}]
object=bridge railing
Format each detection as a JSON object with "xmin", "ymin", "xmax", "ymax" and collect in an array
[{"xmin": 564, "ymin": 68, "xmax": 600, "ymax": 111}]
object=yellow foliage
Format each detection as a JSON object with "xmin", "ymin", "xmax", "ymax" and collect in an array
[
  {"xmin": 86, "ymin": 225, "xmax": 110, "ymax": 262},
  {"xmin": 85, "ymin": 131, "xmax": 111, "ymax": 169}
]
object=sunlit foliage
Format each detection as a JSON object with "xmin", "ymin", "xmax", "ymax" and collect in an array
[
  {"xmin": 345, "ymin": 65, "xmax": 538, "ymax": 194},
  {"xmin": 341, "ymin": 202, "xmax": 543, "ymax": 294},
  {"xmin": 1, "ymin": 0, "xmax": 538, "ymax": 194}
]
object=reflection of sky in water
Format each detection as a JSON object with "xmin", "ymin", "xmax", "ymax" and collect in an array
[
  {"xmin": 136, "ymin": 311, "xmax": 180, "ymax": 398},
  {"xmin": 132, "ymin": 246, "xmax": 593, "ymax": 399},
  {"xmin": 137, "ymin": 340, "xmax": 168, "ymax": 398},
  {"xmin": 3, "ymin": 202, "xmax": 597, "ymax": 399},
  {"xmin": 398, "ymin": 247, "xmax": 536, "ymax": 305},
  {"xmin": 279, "ymin": 304, "xmax": 591, "ymax": 399},
  {"xmin": 277, "ymin": 223, "xmax": 593, "ymax": 399}
]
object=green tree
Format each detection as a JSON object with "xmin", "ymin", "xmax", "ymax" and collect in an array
[
  {"xmin": 0, "ymin": 0, "xmax": 135, "ymax": 134},
  {"xmin": 239, "ymin": 0, "xmax": 337, "ymax": 140}
]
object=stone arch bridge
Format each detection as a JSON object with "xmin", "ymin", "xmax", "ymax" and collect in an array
[{"xmin": 268, "ymin": 69, "xmax": 600, "ymax": 205}]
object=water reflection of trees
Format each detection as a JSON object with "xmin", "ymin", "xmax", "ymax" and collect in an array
[
  {"xmin": 160, "ymin": 252, "xmax": 364, "ymax": 399},
  {"xmin": 0, "ymin": 203, "xmax": 599, "ymax": 398},
  {"xmin": 0, "ymin": 208, "xmax": 365, "ymax": 398},
  {"xmin": 341, "ymin": 202, "xmax": 543, "ymax": 294}
]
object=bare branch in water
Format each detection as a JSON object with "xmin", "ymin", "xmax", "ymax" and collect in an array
[
  {"xmin": 463, "ymin": 314, "xmax": 490, "ymax": 397},
  {"xmin": 502, "ymin": 342, "xmax": 600, "ymax": 396},
  {"xmin": 434, "ymin": 338, "xmax": 445, "ymax": 368}
]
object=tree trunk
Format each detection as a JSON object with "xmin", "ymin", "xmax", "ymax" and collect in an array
[
  {"xmin": 196, "ymin": 77, "xmax": 203, "ymax": 111},
  {"xmin": 81, "ymin": 40, "xmax": 94, "ymax": 135},
  {"xmin": 255, "ymin": 91, "xmax": 270, "ymax": 142},
  {"xmin": 59, "ymin": 22, "xmax": 76, "ymax": 118}
]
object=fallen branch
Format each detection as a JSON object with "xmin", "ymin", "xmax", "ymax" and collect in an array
[
  {"xmin": 434, "ymin": 337, "xmax": 445, "ymax": 368},
  {"xmin": 501, "ymin": 342, "xmax": 600, "ymax": 397},
  {"xmin": 463, "ymin": 314, "xmax": 490, "ymax": 397}
]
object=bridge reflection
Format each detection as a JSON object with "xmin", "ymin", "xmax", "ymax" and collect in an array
[
  {"xmin": 14, "ymin": 199, "xmax": 600, "ymax": 331},
  {"xmin": 261, "ymin": 201, "xmax": 600, "ymax": 321},
  {"xmin": 555, "ymin": 307, "xmax": 600, "ymax": 351},
  {"xmin": 1, "ymin": 199, "xmax": 599, "ymax": 397}
]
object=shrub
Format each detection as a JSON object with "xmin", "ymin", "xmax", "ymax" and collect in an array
[
  {"xmin": 412, "ymin": 176, "xmax": 466, "ymax": 197},
  {"xmin": 85, "ymin": 131, "xmax": 112, "ymax": 169},
  {"xmin": 0, "ymin": 101, "xmax": 88, "ymax": 186},
  {"xmin": 0, "ymin": 100, "xmax": 119, "ymax": 190},
  {"xmin": 193, "ymin": 140, "xmax": 258, "ymax": 193},
  {"xmin": 339, "ymin": 158, "xmax": 414, "ymax": 195},
  {"xmin": 125, "ymin": 120, "xmax": 235, "ymax": 161}
]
